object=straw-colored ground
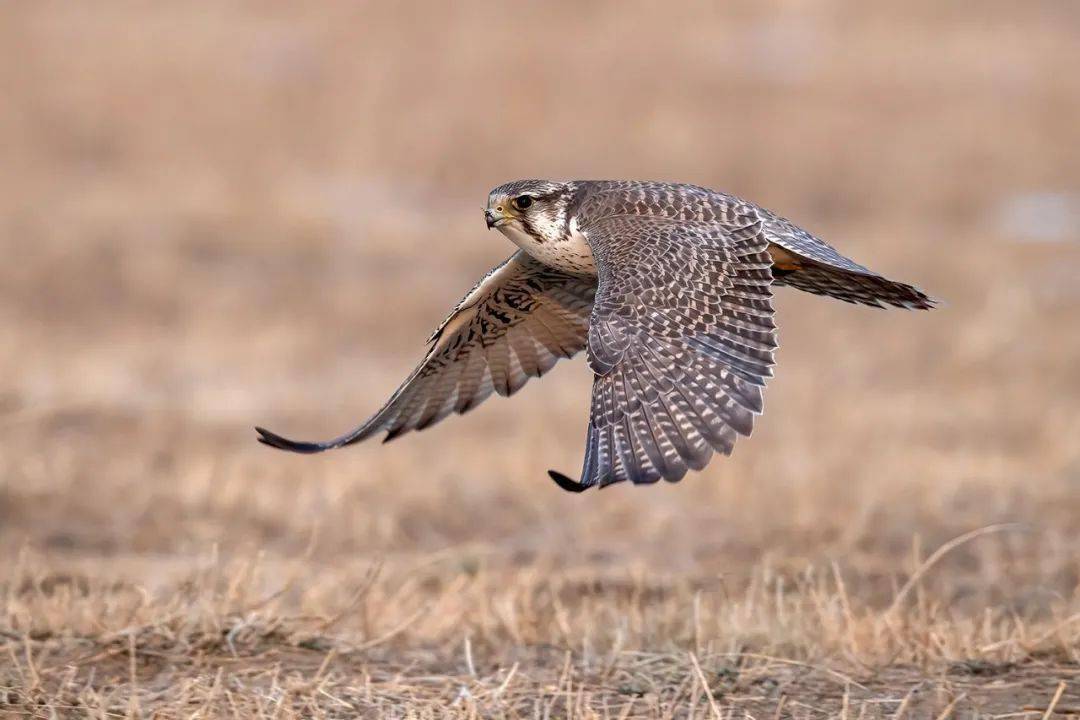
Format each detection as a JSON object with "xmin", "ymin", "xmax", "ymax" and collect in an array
[{"xmin": 2, "ymin": 2, "xmax": 1080, "ymax": 717}]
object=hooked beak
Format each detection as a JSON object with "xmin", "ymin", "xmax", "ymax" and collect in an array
[{"xmin": 485, "ymin": 207, "xmax": 507, "ymax": 229}]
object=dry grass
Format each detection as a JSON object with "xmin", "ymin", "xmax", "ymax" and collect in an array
[{"xmin": 2, "ymin": 1, "xmax": 1080, "ymax": 717}]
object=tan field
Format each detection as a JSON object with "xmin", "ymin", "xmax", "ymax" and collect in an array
[{"xmin": 2, "ymin": 2, "xmax": 1080, "ymax": 717}]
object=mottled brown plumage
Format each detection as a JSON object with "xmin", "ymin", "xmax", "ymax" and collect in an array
[{"xmin": 257, "ymin": 180, "xmax": 934, "ymax": 491}]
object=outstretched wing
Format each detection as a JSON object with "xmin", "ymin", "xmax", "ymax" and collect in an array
[
  {"xmin": 257, "ymin": 250, "xmax": 595, "ymax": 452},
  {"xmin": 549, "ymin": 210, "xmax": 777, "ymax": 490},
  {"xmin": 763, "ymin": 211, "xmax": 936, "ymax": 309}
]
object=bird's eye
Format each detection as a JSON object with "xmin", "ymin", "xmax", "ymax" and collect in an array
[{"xmin": 513, "ymin": 195, "xmax": 533, "ymax": 210}]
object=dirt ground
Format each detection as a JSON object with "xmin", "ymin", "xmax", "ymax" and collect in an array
[{"xmin": 2, "ymin": 1, "xmax": 1080, "ymax": 717}]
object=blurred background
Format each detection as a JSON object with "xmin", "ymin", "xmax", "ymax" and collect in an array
[{"xmin": 1, "ymin": 1, "xmax": 1079, "ymax": 708}]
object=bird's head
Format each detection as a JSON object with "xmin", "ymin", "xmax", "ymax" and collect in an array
[{"xmin": 485, "ymin": 179, "xmax": 575, "ymax": 245}]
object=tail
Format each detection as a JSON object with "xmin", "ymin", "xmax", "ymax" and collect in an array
[{"xmin": 772, "ymin": 265, "xmax": 936, "ymax": 310}]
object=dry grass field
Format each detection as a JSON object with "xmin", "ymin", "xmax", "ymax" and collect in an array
[{"xmin": 2, "ymin": 1, "xmax": 1080, "ymax": 717}]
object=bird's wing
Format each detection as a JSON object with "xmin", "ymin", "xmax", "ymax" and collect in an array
[
  {"xmin": 761, "ymin": 211, "xmax": 875, "ymax": 275},
  {"xmin": 762, "ymin": 211, "xmax": 935, "ymax": 309},
  {"xmin": 257, "ymin": 250, "xmax": 596, "ymax": 452},
  {"xmin": 549, "ymin": 210, "xmax": 777, "ymax": 490}
]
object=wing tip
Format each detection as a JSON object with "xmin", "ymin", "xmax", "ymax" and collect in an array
[
  {"xmin": 254, "ymin": 426, "xmax": 331, "ymax": 454},
  {"xmin": 890, "ymin": 282, "xmax": 939, "ymax": 310},
  {"xmin": 382, "ymin": 427, "xmax": 403, "ymax": 444},
  {"xmin": 548, "ymin": 469, "xmax": 590, "ymax": 493},
  {"xmin": 915, "ymin": 292, "xmax": 941, "ymax": 310}
]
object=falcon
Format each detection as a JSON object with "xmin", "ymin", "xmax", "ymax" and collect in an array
[{"xmin": 256, "ymin": 180, "xmax": 934, "ymax": 491}]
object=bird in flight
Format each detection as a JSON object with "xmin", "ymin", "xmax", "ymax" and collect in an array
[{"xmin": 256, "ymin": 180, "xmax": 934, "ymax": 492}]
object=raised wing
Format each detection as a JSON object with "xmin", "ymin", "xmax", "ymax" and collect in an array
[
  {"xmin": 548, "ymin": 210, "xmax": 777, "ymax": 490},
  {"xmin": 763, "ymin": 211, "xmax": 936, "ymax": 309},
  {"xmin": 257, "ymin": 250, "xmax": 595, "ymax": 452}
]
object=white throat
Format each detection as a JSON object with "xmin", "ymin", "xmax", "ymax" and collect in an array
[{"xmin": 497, "ymin": 218, "xmax": 596, "ymax": 275}]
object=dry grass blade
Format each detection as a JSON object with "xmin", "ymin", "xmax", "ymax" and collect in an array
[
  {"xmin": 689, "ymin": 652, "xmax": 721, "ymax": 720},
  {"xmin": 890, "ymin": 684, "xmax": 920, "ymax": 720},
  {"xmin": 933, "ymin": 692, "xmax": 967, "ymax": 720},
  {"xmin": 887, "ymin": 524, "xmax": 1027, "ymax": 617},
  {"xmin": 717, "ymin": 653, "xmax": 868, "ymax": 691},
  {"xmin": 1040, "ymin": 682, "xmax": 1067, "ymax": 720}
]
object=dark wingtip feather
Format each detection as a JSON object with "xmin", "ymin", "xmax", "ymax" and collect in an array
[
  {"xmin": 548, "ymin": 470, "xmax": 589, "ymax": 493},
  {"xmin": 913, "ymin": 290, "xmax": 940, "ymax": 310},
  {"xmin": 254, "ymin": 426, "xmax": 331, "ymax": 454},
  {"xmin": 888, "ymin": 281, "xmax": 938, "ymax": 311}
]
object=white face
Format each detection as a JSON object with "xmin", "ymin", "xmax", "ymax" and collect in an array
[
  {"xmin": 485, "ymin": 181, "xmax": 571, "ymax": 246},
  {"xmin": 486, "ymin": 184, "xmax": 596, "ymax": 274}
]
